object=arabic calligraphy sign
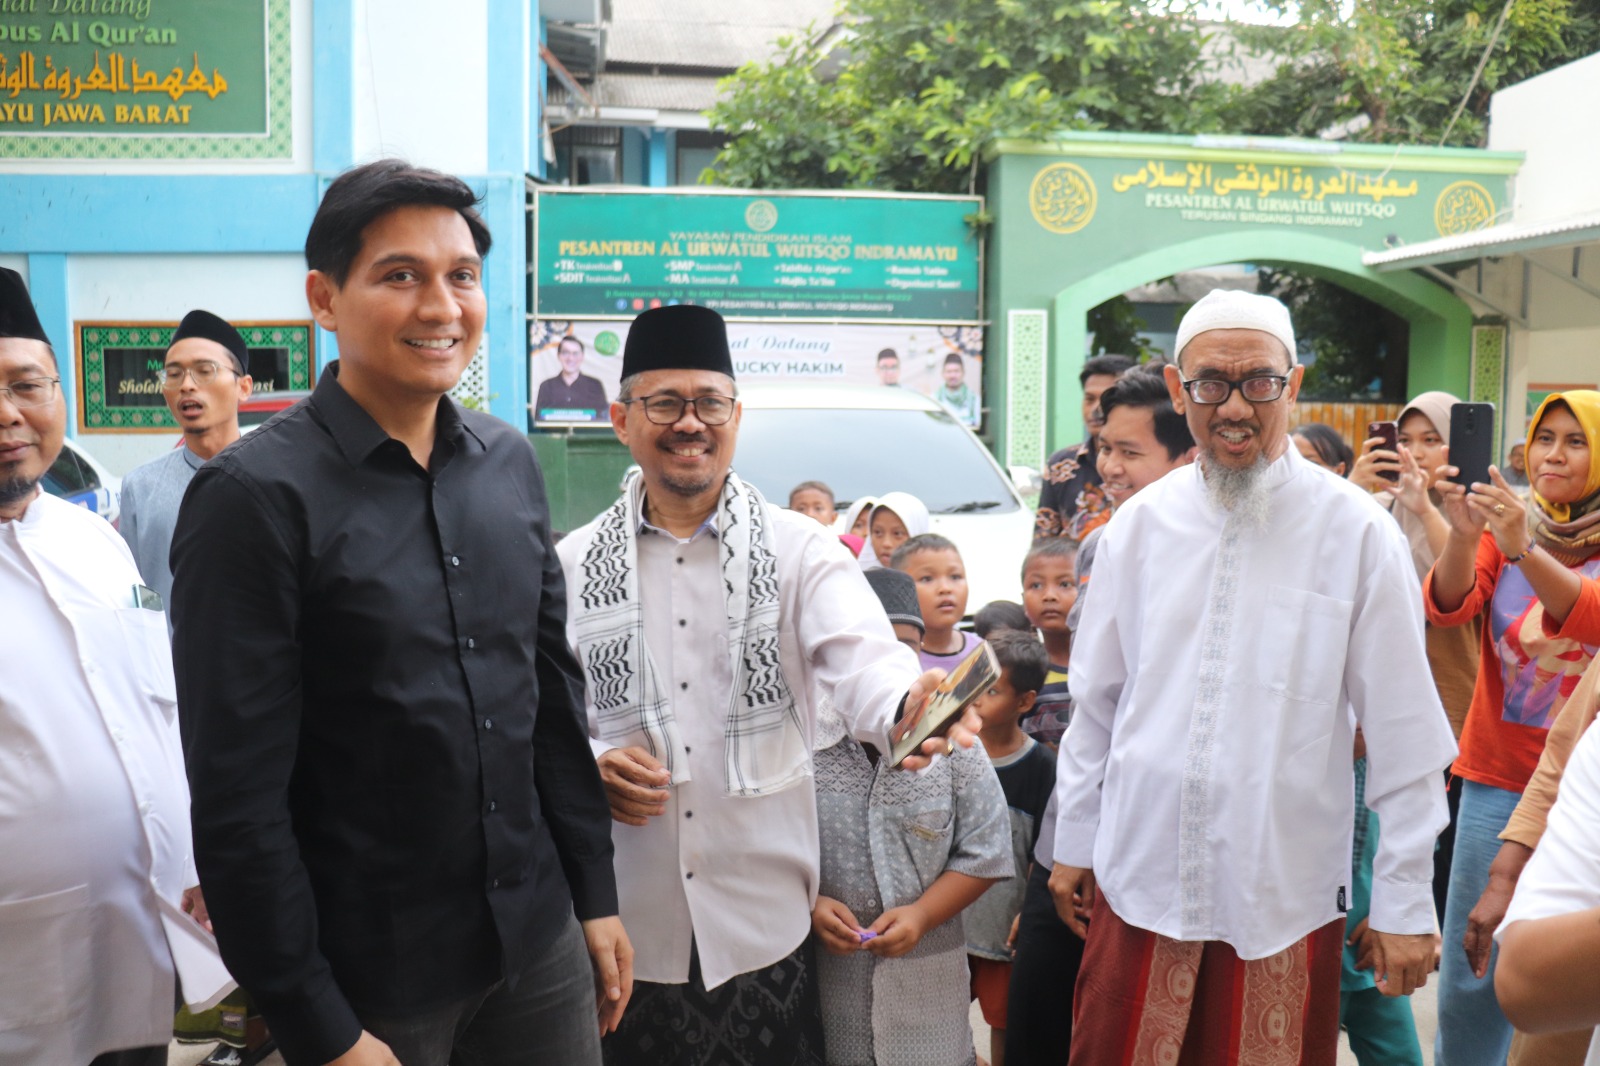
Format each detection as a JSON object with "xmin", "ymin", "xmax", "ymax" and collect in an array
[
  {"xmin": 0, "ymin": 0, "xmax": 286, "ymax": 158},
  {"xmin": 1027, "ymin": 156, "xmax": 1499, "ymax": 243}
]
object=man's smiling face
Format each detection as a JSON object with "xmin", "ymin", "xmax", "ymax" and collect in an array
[{"xmin": 307, "ymin": 204, "xmax": 486, "ymax": 403}]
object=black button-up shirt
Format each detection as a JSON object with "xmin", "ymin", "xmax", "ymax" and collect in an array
[{"xmin": 170, "ymin": 364, "xmax": 616, "ymax": 1066}]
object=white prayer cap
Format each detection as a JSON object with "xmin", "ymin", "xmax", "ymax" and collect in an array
[{"xmin": 1173, "ymin": 289, "xmax": 1297, "ymax": 365}]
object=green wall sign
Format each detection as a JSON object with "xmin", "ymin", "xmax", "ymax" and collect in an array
[
  {"xmin": 982, "ymin": 132, "xmax": 1523, "ymax": 470},
  {"xmin": 0, "ymin": 0, "xmax": 290, "ymax": 159},
  {"xmin": 78, "ymin": 320, "xmax": 312, "ymax": 431},
  {"xmin": 535, "ymin": 189, "xmax": 983, "ymax": 322}
]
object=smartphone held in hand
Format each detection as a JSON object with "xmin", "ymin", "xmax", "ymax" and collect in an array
[
  {"xmin": 1367, "ymin": 421, "xmax": 1400, "ymax": 483},
  {"xmin": 1448, "ymin": 402, "xmax": 1496, "ymax": 488}
]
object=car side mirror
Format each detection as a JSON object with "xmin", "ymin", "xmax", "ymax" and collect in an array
[{"xmin": 1008, "ymin": 465, "xmax": 1042, "ymax": 497}]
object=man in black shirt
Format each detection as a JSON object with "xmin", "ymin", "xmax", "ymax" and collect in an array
[
  {"xmin": 1032, "ymin": 352, "xmax": 1136, "ymax": 541},
  {"xmin": 171, "ymin": 160, "xmax": 630, "ymax": 1066}
]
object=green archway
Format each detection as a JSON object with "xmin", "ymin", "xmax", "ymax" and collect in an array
[
  {"xmin": 985, "ymin": 133, "xmax": 1522, "ymax": 468},
  {"xmin": 1048, "ymin": 231, "xmax": 1473, "ymax": 443}
]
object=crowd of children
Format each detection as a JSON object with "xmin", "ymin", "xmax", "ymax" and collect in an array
[{"xmin": 781, "ymin": 478, "xmax": 1103, "ymax": 1066}]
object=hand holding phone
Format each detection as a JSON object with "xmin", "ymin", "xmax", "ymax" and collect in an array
[
  {"xmin": 1366, "ymin": 421, "xmax": 1400, "ymax": 484},
  {"xmin": 1448, "ymin": 403, "xmax": 1496, "ymax": 488}
]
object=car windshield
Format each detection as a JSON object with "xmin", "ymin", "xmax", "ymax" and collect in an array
[{"xmin": 732, "ymin": 407, "xmax": 1018, "ymax": 515}]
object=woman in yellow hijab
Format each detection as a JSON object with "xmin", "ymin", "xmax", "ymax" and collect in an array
[{"xmin": 1424, "ymin": 389, "xmax": 1600, "ymax": 1066}]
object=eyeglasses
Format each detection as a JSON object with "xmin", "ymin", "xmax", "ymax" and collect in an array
[
  {"xmin": 1178, "ymin": 374, "xmax": 1290, "ymax": 405},
  {"xmin": 157, "ymin": 361, "xmax": 236, "ymax": 389},
  {"xmin": 623, "ymin": 393, "xmax": 736, "ymax": 426},
  {"xmin": 0, "ymin": 377, "xmax": 61, "ymax": 408}
]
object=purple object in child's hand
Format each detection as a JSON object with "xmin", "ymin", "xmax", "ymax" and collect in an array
[{"xmin": 857, "ymin": 930, "xmax": 878, "ymax": 942}]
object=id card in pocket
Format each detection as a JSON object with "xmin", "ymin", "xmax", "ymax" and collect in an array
[{"xmin": 132, "ymin": 584, "xmax": 164, "ymax": 611}]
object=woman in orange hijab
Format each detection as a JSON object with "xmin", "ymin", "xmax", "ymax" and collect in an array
[{"xmin": 1425, "ymin": 390, "xmax": 1600, "ymax": 1066}]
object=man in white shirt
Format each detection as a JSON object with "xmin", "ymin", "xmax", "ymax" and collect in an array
[
  {"xmin": 120, "ymin": 309, "xmax": 253, "ymax": 616},
  {"xmin": 0, "ymin": 268, "xmax": 226, "ymax": 1066},
  {"xmin": 1049, "ymin": 289, "xmax": 1457, "ymax": 1065},
  {"xmin": 558, "ymin": 304, "xmax": 975, "ymax": 1066}
]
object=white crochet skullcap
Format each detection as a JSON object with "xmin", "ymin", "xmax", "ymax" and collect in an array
[{"xmin": 1173, "ymin": 289, "xmax": 1297, "ymax": 365}]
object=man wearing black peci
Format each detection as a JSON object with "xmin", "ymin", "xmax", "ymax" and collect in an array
[{"xmin": 170, "ymin": 159, "xmax": 631, "ymax": 1066}]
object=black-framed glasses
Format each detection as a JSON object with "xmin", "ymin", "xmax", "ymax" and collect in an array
[
  {"xmin": 1178, "ymin": 374, "xmax": 1290, "ymax": 405},
  {"xmin": 156, "ymin": 361, "xmax": 236, "ymax": 389},
  {"xmin": 0, "ymin": 376, "xmax": 61, "ymax": 409},
  {"xmin": 624, "ymin": 393, "xmax": 736, "ymax": 425}
]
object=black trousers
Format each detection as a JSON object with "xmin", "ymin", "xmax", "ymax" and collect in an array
[
  {"xmin": 1005, "ymin": 863, "xmax": 1085, "ymax": 1066},
  {"xmin": 1433, "ymin": 770, "xmax": 1463, "ymax": 925}
]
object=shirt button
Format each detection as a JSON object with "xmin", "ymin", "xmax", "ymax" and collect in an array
[
  {"xmin": 684, "ymin": 810, "xmax": 693, "ymax": 819},
  {"xmin": 677, "ymin": 557, "xmax": 684, "ymax": 564},
  {"xmin": 491, "ymin": 878, "xmax": 501, "ymax": 889},
  {"xmin": 451, "ymin": 555, "xmax": 460, "ymax": 567},
  {"xmin": 466, "ymin": 637, "xmax": 476, "ymax": 649},
  {"xmin": 678, "ymin": 619, "xmax": 687, "ymax": 627},
  {"xmin": 684, "ymin": 745, "xmax": 692, "ymax": 754},
  {"xmin": 483, "ymin": 718, "xmax": 494, "ymax": 730},
  {"xmin": 488, "ymin": 800, "xmax": 498, "ymax": 812},
  {"xmin": 867, "ymin": 898, "xmax": 878, "ymax": 909},
  {"xmin": 680, "ymin": 682, "xmax": 688, "ymax": 690},
  {"xmin": 685, "ymin": 872, "xmax": 694, "ymax": 880}
]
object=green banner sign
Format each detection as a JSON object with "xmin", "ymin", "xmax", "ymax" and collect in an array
[
  {"xmin": 78, "ymin": 320, "xmax": 312, "ymax": 431},
  {"xmin": 0, "ymin": 0, "xmax": 289, "ymax": 159},
  {"xmin": 535, "ymin": 190, "xmax": 983, "ymax": 322},
  {"xmin": 1020, "ymin": 154, "xmax": 1502, "ymax": 246}
]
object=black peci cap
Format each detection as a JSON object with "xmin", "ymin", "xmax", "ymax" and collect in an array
[
  {"xmin": 621, "ymin": 305, "xmax": 734, "ymax": 380},
  {"xmin": 0, "ymin": 268, "xmax": 50, "ymax": 345},
  {"xmin": 170, "ymin": 309, "xmax": 250, "ymax": 376}
]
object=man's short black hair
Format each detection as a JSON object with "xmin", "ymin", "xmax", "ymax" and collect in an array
[
  {"xmin": 305, "ymin": 159, "xmax": 492, "ymax": 287},
  {"xmin": 973, "ymin": 600, "xmax": 1032, "ymax": 639},
  {"xmin": 557, "ymin": 335, "xmax": 585, "ymax": 353},
  {"xmin": 876, "ymin": 348, "xmax": 899, "ymax": 364},
  {"xmin": 1021, "ymin": 536, "xmax": 1078, "ymax": 580},
  {"xmin": 988, "ymin": 630, "xmax": 1048, "ymax": 696},
  {"xmin": 944, "ymin": 352, "xmax": 963, "ymax": 367},
  {"xmin": 890, "ymin": 532, "xmax": 960, "ymax": 571},
  {"xmin": 1079, "ymin": 354, "xmax": 1137, "ymax": 387},
  {"xmin": 1098, "ymin": 364, "xmax": 1194, "ymax": 461}
]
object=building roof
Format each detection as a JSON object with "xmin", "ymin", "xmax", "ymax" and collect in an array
[
  {"xmin": 550, "ymin": 72, "xmax": 727, "ymax": 113},
  {"xmin": 606, "ymin": 0, "xmax": 837, "ymax": 70},
  {"xmin": 1363, "ymin": 209, "xmax": 1600, "ymax": 271}
]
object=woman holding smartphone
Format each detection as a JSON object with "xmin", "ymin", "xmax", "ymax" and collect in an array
[{"xmin": 1425, "ymin": 390, "xmax": 1600, "ymax": 1066}]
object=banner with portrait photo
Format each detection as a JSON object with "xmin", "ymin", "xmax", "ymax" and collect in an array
[{"xmin": 529, "ymin": 319, "xmax": 986, "ymax": 428}]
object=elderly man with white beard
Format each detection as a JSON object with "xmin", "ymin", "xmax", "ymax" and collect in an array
[{"xmin": 1049, "ymin": 289, "xmax": 1458, "ymax": 1066}]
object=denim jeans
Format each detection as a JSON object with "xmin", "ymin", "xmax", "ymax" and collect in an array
[
  {"xmin": 361, "ymin": 912, "xmax": 599, "ymax": 1066},
  {"xmin": 1435, "ymin": 779, "xmax": 1521, "ymax": 1066}
]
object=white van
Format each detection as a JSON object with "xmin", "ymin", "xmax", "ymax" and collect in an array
[{"xmin": 732, "ymin": 383, "xmax": 1037, "ymax": 616}]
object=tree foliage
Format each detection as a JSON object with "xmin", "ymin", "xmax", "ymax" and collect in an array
[
  {"xmin": 705, "ymin": 0, "xmax": 1227, "ymax": 195},
  {"xmin": 1224, "ymin": 0, "xmax": 1600, "ymax": 146}
]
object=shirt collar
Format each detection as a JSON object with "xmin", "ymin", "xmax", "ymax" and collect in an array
[
  {"xmin": 309, "ymin": 361, "xmax": 477, "ymax": 467},
  {"xmin": 638, "ymin": 510, "xmax": 720, "ymax": 543},
  {"xmin": 179, "ymin": 445, "xmax": 206, "ymax": 471}
]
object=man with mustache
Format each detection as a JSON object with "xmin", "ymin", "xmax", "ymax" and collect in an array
[
  {"xmin": 1050, "ymin": 290, "xmax": 1457, "ymax": 1065},
  {"xmin": 0, "ymin": 268, "xmax": 228, "ymax": 1065},
  {"xmin": 119, "ymin": 310, "xmax": 253, "ymax": 620},
  {"xmin": 558, "ymin": 304, "xmax": 981, "ymax": 1066}
]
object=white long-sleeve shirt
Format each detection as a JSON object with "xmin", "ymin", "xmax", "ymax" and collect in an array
[
  {"xmin": 1498, "ymin": 716, "xmax": 1600, "ymax": 1066},
  {"xmin": 1054, "ymin": 447, "xmax": 1457, "ymax": 959},
  {"xmin": 559, "ymin": 502, "xmax": 922, "ymax": 989},
  {"xmin": 0, "ymin": 493, "xmax": 224, "ymax": 1064}
]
